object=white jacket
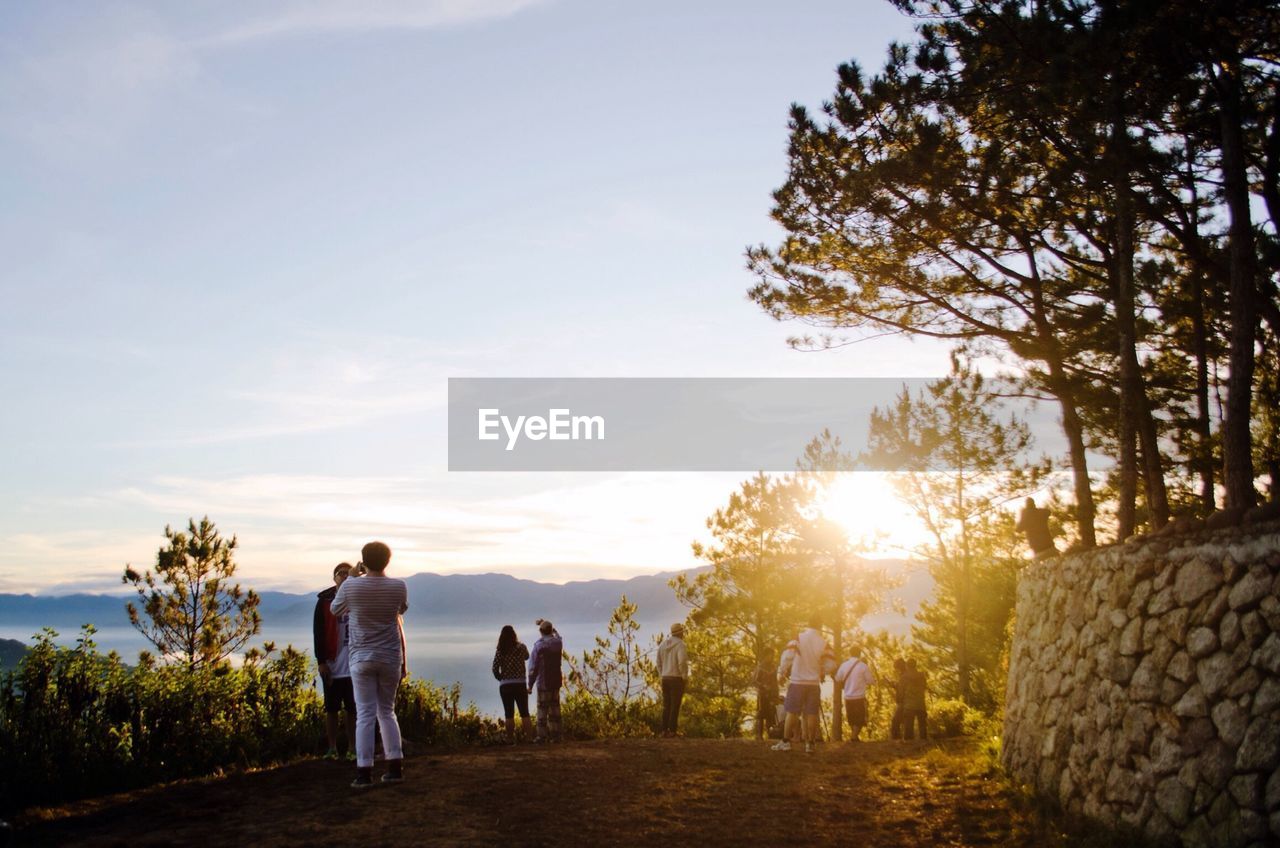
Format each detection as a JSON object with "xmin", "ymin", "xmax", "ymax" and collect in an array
[{"xmin": 657, "ymin": 635, "xmax": 688, "ymax": 678}]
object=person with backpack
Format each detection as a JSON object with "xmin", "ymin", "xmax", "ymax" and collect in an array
[
  {"xmin": 833, "ymin": 648, "xmax": 875, "ymax": 742},
  {"xmin": 314, "ymin": 562, "xmax": 357, "ymax": 760},
  {"xmin": 527, "ymin": 618, "xmax": 564, "ymax": 743}
]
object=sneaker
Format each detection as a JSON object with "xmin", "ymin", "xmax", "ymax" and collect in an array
[
  {"xmin": 381, "ymin": 759, "xmax": 403, "ymax": 784},
  {"xmin": 322, "ymin": 748, "xmax": 339, "ymax": 761},
  {"xmin": 770, "ymin": 741, "xmax": 792, "ymax": 751},
  {"xmin": 804, "ymin": 741, "xmax": 815, "ymax": 754},
  {"xmin": 350, "ymin": 768, "xmax": 374, "ymax": 790}
]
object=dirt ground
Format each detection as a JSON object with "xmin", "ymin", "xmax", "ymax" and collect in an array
[{"xmin": 13, "ymin": 737, "xmax": 1115, "ymax": 847}]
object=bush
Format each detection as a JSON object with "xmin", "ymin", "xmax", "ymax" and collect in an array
[
  {"xmin": 0, "ymin": 627, "xmax": 323, "ymax": 815},
  {"xmin": 560, "ymin": 687, "xmax": 659, "ymax": 739},
  {"xmin": 928, "ymin": 697, "xmax": 987, "ymax": 738},
  {"xmin": 0, "ymin": 627, "xmax": 506, "ymax": 815},
  {"xmin": 676, "ymin": 691, "xmax": 751, "ymax": 738},
  {"xmin": 396, "ymin": 678, "xmax": 502, "ymax": 746}
]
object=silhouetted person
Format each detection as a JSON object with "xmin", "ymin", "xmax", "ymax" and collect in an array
[
  {"xmin": 1016, "ymin": 498, "xmax": 1057, "ymax": 559},
  {"xmin": 754, "ymin": 653, "xmax": 780, "ymax": 739},
  {"xmin": 901, "ymin": 659, "xmax": 928, "ymax": 740},
  {"xmin": 890, "ymin": 658, "xmax": 907, "ymax": 740}
]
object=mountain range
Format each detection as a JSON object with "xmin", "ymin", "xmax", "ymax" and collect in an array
[{"xmin": 0, "ymin": 559, "xmax": 929, "ymax": 649}]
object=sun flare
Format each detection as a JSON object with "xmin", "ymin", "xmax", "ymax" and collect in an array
[{"xmin": 814, "ymin": 473, "xmax": 924, "ymax": 558}]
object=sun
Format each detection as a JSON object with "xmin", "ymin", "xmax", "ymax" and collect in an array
[{"xmin": 814, "ymin": 473, "xmax": 924, "ymax": 558}]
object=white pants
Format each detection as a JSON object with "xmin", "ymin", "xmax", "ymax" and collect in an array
[{"xmin": 351, "ymin": 659, "xmax": 403, "ymax": 769}]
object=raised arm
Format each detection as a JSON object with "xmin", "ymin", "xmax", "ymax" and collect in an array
[{"xmin": 329, "ymin": 581, "xmax": 349, "ymax": 618}]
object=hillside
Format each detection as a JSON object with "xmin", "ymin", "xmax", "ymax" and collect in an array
[
  {"xmin": 0, "ymin": 638, "xmax": 27, "ymax": 671},
  {"xmin": 12, "ymin": 737, "xmax": 1124, "ymax": 847}
]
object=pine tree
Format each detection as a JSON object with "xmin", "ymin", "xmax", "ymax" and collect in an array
[
  {"xmin": 672, "ymin": 472, "xmax": 813, "ymax": 738},
  {"xmin": 121, "ymin": 517, "xmax": 261, "ymax": 670},
  {"xmin": 569, "ymin": 595, "xmax": 656, "ymax": 711},
  {"xmin": 866, "ymin": 357, "xmax": 1044, "ymax": 706}
]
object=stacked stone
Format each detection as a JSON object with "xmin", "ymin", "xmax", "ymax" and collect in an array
[{"xmin": 1002, "ymin": 520, "xmax": 1280, "ymax": 847}]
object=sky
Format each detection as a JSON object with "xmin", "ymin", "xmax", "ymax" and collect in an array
[{"xmin": 0, "ymin": 0, "xmax": 950, "ymax": 595}]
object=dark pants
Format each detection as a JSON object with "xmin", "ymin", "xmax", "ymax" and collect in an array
[
  {"xmin": 757, "ymin": 693, "xmax": 778, "ymax": 738},
  {"xmin": 661, "ymin": 676, "xmax": 686, "ymax": 733},
  {"xmin": 903, "ymin": 708, "xmax": 927, "ymax": 740},
  {"xmin": 844, "ymin": 697, "xmax": 867, "ymax": 738},
  {"xmin": 891, "ymin": 704, "xmax": 904, "ymax": 739}
]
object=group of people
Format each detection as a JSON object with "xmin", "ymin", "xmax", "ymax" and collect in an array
[
  {"xmin": 313, "ymin": 546, "xmax": 925, "ymax": 789},
  {"xmin": 312, "ymin": 541, "xmax": 687, "ymax": 789},
  {"xmin": 761, "ymin": 617, "xmax": 930, "ymax": 752},
  {"xmin": 489, "ymin": 619, "xmax": 565, "ymax": 744}
]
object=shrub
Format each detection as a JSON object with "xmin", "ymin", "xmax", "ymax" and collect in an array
[
  {"xmin": 0, "ymin": 627, "xmax": 505, "ymax": 815},
  {"xmin": 396, "ymin": 678, "xmax": 502, "ymax": 746},
  {"xmin": 0, "ymin": 627, "xmax": 324, "ymax": 815},
  {"xmin": 560, "ymin": 686, "xmax": 659, "ymax": 739},
  {"xmin": 929, "ymin": 697, "xmax": 987, "ymax": 738}
]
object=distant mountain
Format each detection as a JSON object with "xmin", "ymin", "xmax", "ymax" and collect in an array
[
  {"xmin": 0, "ymin": 570, "xmax": 702, "ymax": 638},
  {"xmin": 0, "ymin": 560, "xmax": 932, "ymax": 643},
  {"xmin": 0, "ymin": 637, "xmax": 28, "ymax": 670},
  {"xmin": 0, "ymin": 593, "xmax": 133, "ymax": 631}
]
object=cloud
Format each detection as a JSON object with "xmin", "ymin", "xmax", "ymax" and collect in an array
[
  {"xmin": 0, "ymin": 13, "xmax": 199, "ymax": 154},
  {"xmin": 0, "ymin": 0, "xmax": 549, "ymax": 154},
  {"xmin": 4, "ymin": 471, "xmax": 735, "ymax": 593},
  {"xmin": 105, "ymin": 333, "xmax": 494, "ymax": 447},
  {"xmin": 204, "ymin": 0, "xmax": 548, "ymax": 46},
  {"xmin": 0, "ymin": 529, "xmax": 162, "ymax": 594}
]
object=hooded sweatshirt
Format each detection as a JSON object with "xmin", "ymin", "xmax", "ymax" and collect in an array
[{"xmin": 528, "ymin": 632, "xmax": 564, "ymax": 691}]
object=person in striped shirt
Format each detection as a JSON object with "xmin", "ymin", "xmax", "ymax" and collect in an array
[{"xmin": 330, "ymin": 541, "xmax": 408, "ymax": 789}]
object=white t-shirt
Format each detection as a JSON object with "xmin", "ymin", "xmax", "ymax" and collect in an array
[
  {"xmin": 835, "ymin": 657, "xmax": 874, "ymax": 699},
  {"xmin": 330, "ymin": 573, "xmax": 408, "ymax": 667},
  {"xmin": 786, "ymin": 628, "xmax": 827, "ymax": 685}
]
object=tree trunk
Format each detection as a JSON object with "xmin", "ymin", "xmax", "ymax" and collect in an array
[
  {"xmin": 832, "ymin": 581, "xmax": 843, "ymax": 742},
  {"xmin": 1111, "ymin": 121, "xmax": 1169, "ymax": 531},
  {"xmin": 1112, "ymin": 242, "xmax": 1141, "ymax": 539},
  {"xmin": 1063, "ymin": 397, "xmax": 1098, "ymax": 547},
  {"xmin": 1215, "ymin": 60, "xmax": 1260, "ymax": 510},
  {"xmin": 1191, "ymin": 275, "xmax": 1216, "ymax": 514},
  {"xmin": 1031, "ymin": 264, "xmax": 1098, "ymax": 547}
]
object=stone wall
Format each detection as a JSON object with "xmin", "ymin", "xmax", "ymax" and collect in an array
[{"xmin": 1002, "ymin": 520, "xmax": 1280, "ymax": 847}]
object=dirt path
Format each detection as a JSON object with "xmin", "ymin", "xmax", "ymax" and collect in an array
[{"xmin": 14, "ymin": 737, "xmax": 1094, "ymax": 847}]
